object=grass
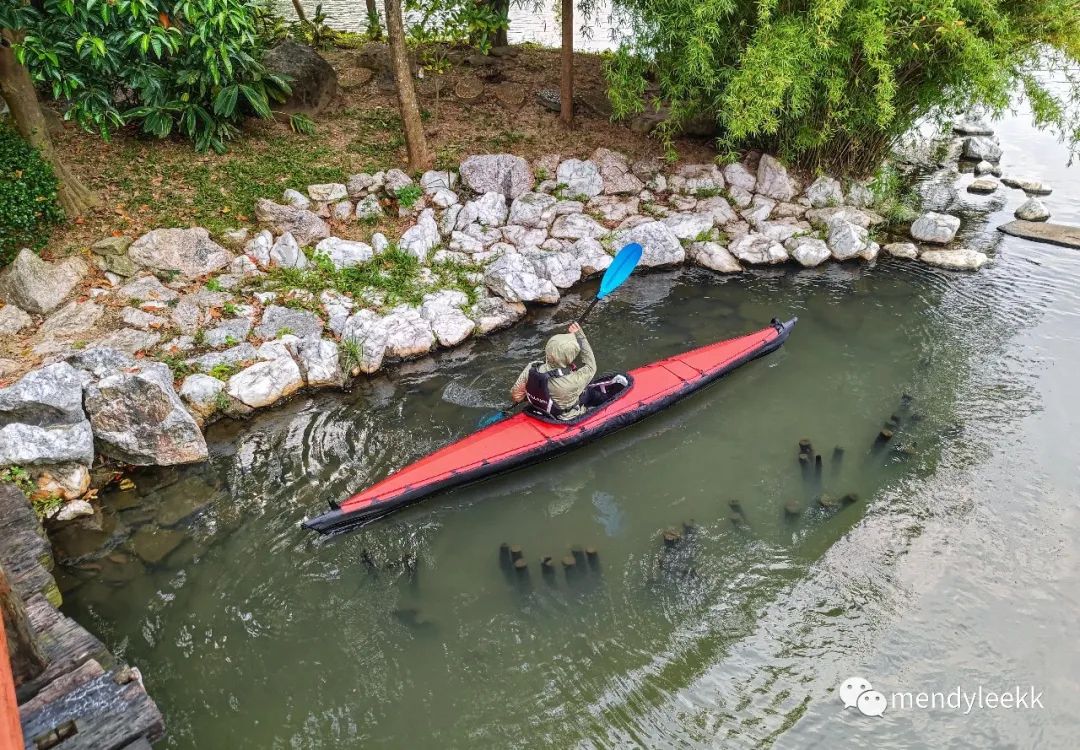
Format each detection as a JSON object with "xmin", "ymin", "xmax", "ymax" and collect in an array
[
  {"xmin": 1, "ymin": 466, "xmax": 61, "ymax": 519},
  {"xmin": 340, "ymin": 338, "xmax": 363, "ymax": 374},
  {"xmin": 208, "ymin": 362, "xmax": 242, "ymax": 381},
  {"xmin": 213, "ymin": 389, "xmax": 232, "ymax": 412},
  {"xmin": 395, "ymin": 184, "xmax": 423, "ymax": 209},
  {"xmin": 262, "ymin": 247, "xmax": 480, "ymax": 310},
  {"xmin": 156, "ymin": 352, "xmax": 194, "ymax": 381},
  {"xmin": 205, "ymin": 277, "xmax": 223, "ymax": 292}
]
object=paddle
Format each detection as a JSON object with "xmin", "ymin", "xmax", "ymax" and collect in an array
[{"xmin": 477, "ymin": 242, "xmax": 643, "ymax": 428}]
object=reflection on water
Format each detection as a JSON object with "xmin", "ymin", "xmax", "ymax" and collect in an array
[{"xmin": 59, "ymin": 108, "xmax": 1080, "ymax": 746}]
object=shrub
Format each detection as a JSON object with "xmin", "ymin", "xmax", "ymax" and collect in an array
[
  {"xmin": 606, "ymin": 0, "xmax": 1080, "ymax": 175},
  {"xmin": 0, "ymin": 123, "xmax": 63, "ymax": 265}
]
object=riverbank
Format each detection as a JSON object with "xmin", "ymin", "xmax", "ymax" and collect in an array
[{"xmin": 1, "ymin": 483, "xmax": 163, "ymax": 748}]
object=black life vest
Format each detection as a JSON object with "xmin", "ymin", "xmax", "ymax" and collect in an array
[{"xmin": 524, "ymin": 363, "xmax": 573, "ymax": 416}]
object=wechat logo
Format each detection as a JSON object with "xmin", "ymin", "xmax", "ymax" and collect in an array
[{"xmin": 839, "ymin": 676, "xmax": 887, "ymax": 717}]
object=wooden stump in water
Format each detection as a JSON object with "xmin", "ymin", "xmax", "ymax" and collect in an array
[
  {"xmin": 832, "ymin": 446, "xmax": 845, "ymax": 469},
  {"xmin": 513, "ymin": 558, "xmax": 528, "ymax": 574},
  {"xmin": 841, "ymin": 493, "xmax": 860, "ymax": 506},
  {"xmin": 799, "ymin": 452, "xmax": 811, "ymax": 480},
  {"xmin": 814, "ymin": 454, "xmax": 823, "ymax": 480},
  {"xmin": 728, "ymin": 499, "xmax": 744, "ymax": 516},
  {"xmin": 818, "ymin": 494, "xmax": 840, "ymax": 511},
  {"xmin": 509, "ymin": 545, "xmax": 524, "ymax": 562},
  {"xmin": 570, "ymin": 546, "xmax": 586, "ymax": 566},
  {"xmin": 561, "ymin": 555, "xmax": 577, "ymax": 580},
  {"xmin": 585, "ymin": 547, "xmax": 599, "ymax": 570},
  {"xmin": 498, "ymin": 542, "xmax": 511, "ymax": 569},
  {"xmin": 784, "ymin": 498, "xmax": 802, "ymax": 518},
  {"xmin": 540, "ymin": 556, "xmax": 556, "ymax": 580},
  {"xmin": 798, "ymin": 438, "xmax": 813, "ymax": 455},
  {"xmin": 662, "ymin": 529, "xmax": 681, "ymax": 547}
]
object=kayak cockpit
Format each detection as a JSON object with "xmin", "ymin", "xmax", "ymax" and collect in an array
[{"xmin": 522, "ymin": 372, "xmax": 635, "ymax": 426}]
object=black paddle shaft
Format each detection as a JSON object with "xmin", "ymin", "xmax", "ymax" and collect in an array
[{"xmin": 577, "ymin": 297, "xmax": 602, "ymax": 324}]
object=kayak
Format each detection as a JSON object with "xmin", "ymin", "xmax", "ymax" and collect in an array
[{"xmin": 303, "ymin": 318, "xmax": 797, "ymax": 534}]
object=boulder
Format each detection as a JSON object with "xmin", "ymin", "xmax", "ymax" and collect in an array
[
  {"xmin": 967, "ymin": 178, "xmax": 999, "ymax": 195},
  {"xmin": 314, "ymin": 237, "xmax": 374, "ymax": 268},
  {"xmin": 226, "ymin": 357, "xmax": 305, "ymax": 408},
  {"xmin": 729, "ymin": 233, "xmax": 788, "ymax": 265},
  {"xmin": 670, "ymin": 163, "xmax": 724, "ymax": 195},
  {"xmin": 805, "ymin": 176, "xmax": 844, "ymax": 208},
  {"xmin": 918, "ymin": 169, "xmax": 959, "ymax": 212},
  {"xmin": 556, "ymin": 159, "xmax": 604, "ymax": 198},
  {"xmin": 400, "ymin": 208, "xmax": 441, "ymax": 262},
  {"xmin": 421, "ymin": 170, "xmax": 458, "ymax": 194},
  {"xmin": 884, "ymin": 242, "xmax": 919, "ymax": 260},
  {"xmin": 588, "ymin": 195, "xmax": 639, "ymax": 224},
  {"xmin": 430, "ymin": 189, "xmax": 458, "ymax": 209},
  {"xmin": 0, "ymin": 250, "xmax": 87, "ymax": 314},
  {"xmin": 722, "ymin": 162, "xmax": 757, "ymax": 192},
  {"xmin": 330, "ymin": 200, "xmax": 354, "ymax": 221},
  {"xmin": 384, "ymin": 169, "xmax": 413, "ymax": 195},
  {"xmin": 458, "ymin": 192, "xmax": 509, "ymax": 228},
  {"xmin": 663, "ymin": 213, "xmax": 713, "ymax": 241},
  {"xmin": 522, "ymin": 248, "xmax": 582, "ymax": 289},
  {"xmin": 84, "ymin": 361, "xmax": 208, "ymax": 465},
  {"xmin": 484, "ymin": 252, "xmax": 560, "ymax": 303},
  {"xmin": 0, "ymin": 304, "xmax": 32, "ymax": 336},
  {"xmin": 974, "ymin": 161, "xmax": 995, "ymax": 176},
  {"xmin": 120, "ymin": 307, "xmax": 166, "ymax": 331},
  {"xmin": 355, "ymin": 194, "xmax": 384, "ymax": 221},
  {"xmin": 508, "ymin": 192, "xmax": 557, "ymax": 229},
  {"xmin": 469, "ymin": 295, "xmax": 526, "ymax": 335},
  {"xmin": 179, "ymin": 374, "xmax": 226, "ymax": 421},
  {"xmin": 31, "ymin": 301, "xmax": 105, "ymax": 357},
  {"xmin": 37, "ymin": 464, "xmax": 91, "ymax": 502},
  {"xmin": 550, "ymin": 213, "xmax": 607, "ymax": 240},
  {"xmin": 570, "ymin": 238, "xmax": 613, "ymax": 276},
  {"xmin": 381, "ymin": 308, "xmax": 436, "ymax": 358},
  {"xmin": 371, "ymin": 232, "xmax": 389, "ymax": 255},
  {"xmin": 186, "ymin": 343, "xmax": 257, "ymax": 373},
  {"xmin": 826, "ymin": 218, "xmax": 869, "ymax": 261},
  {"xmin": 962, "ymin": 136, "xmax": 1002, "ymax": 163},
  {"xmin": 0, "ymin": 421, "xmax": 94, "ymax": 467},
  {"xmin": 804, "ymin": 206, "xmax": 883, "ymax": 231},
  {"xmin": 283, "ymin": 188, "xmax": 311, "ymax": 210},
  {"xmin": 255, "ymin": 199, "xmax": 331, "ymax": 247},
  {"xmin": 269, "ymin": 232, "xmax": 308, "ymax": 269},
  {"xmin": 755, "ymin": 155, "xmax": 798, "ymax": 201},
  {"xmin": 954, "ymin": 117, "xmax": 993, "ymax": 136},
  {"xmin": 262, "ymin": 40, "xmax": 339, "ymax": 114},
  {"xmin": 590, "ymin": 148, "xmax": 643, "ymax": 195},
  {"xmin": 688, "ymin": 241, "xmax": 742, "ymax": 273},
  {"xmin": 244, "ymin": 230, "xmax": 274, "ymax": 268},
  {"xmin": 128, "ymin": 228, "xmax": 232, "ymax": 278},
  {"xmin": 203, "ymin": 318, "xmax": 252, "ymax": 348},
  {"xmin": 1014, "ymin": 198, "xmax": 1050, "ymax": 222},
  {"xmin": 919, "ymin": 248, "xmax": 988, "ymax": 271},
  {"xmin": 695, "ymin": 196, "xmax": 739, "ymax": 226},
  {"xmin": 91, "ymin": 328, "xmax": 161, "ymax": 355},
  {"xmin": 614, "ymin": 221, "xmax": 685, "ymax": 267},
  {"xmin": 340, "ymin": 310, "xmax": 390, "ymax": 373},
  {"xmin": 0, "ymin": 362, "xmax": 87, "ymax": 427},
  {"xmin": 255, "ymin": 305, "xmax": 323, "ymax": 340},
  {"xmin": 1000, "ymin": 177, "xmax": 1052, "ymax": 196},
  {"xmin": 785, "ymin": 237, "xmax": 831, "ymax": 267},
  {"xmin": 419, "ymin": 292, "xmax": 475, "ymax": 348},
  {"xmin": 910, "ymin": 212, "xmax": 961, "ymax": 244},
  {"xmin": 288, "ymin": 337, "xmax": 343, "ymax": 387},
  {"xmin": 501, "ymin": 225, "xmax": 548, "ymax": 250},
  {"xmin": 459, "ymin": 154, "xmax": 533, "ymax": 198}
]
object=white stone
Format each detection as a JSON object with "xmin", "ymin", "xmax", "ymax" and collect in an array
[
  {"xmin": 688, "ymin": 241, "xmax": 742, "ymax": 273},
  {"xmin": 741, "ymin": 195, "xmax": 776, "ymax": 227},
  {"xmin": 695, "ymin": 196, "xmax": 738, "ymax": 226},
  {"xmin": 430, "ymin": 189, "xmax": 458, "ymax": 209},
  {"xmin": 179, "ymin": 373, "xmax": 226, "ymax": 418},
  {"xmin": 614, "ymin": 221, "xmax": 685, "ymax": 267},
  {"xmin": 459, "ymin": 154, "xmax": 533, "ymax": 198},
  {"xmin": 227, "ymin": 357, "xmax": 304, "ymax": 408},
  {"xmin": 550, "ymin": 213, "xmax": 607, "ymax": 240},
  {"xmin": 400, "ymin": 209, "xmax": 441, "ymax": 262},
  {"xmin": 501, "ymin": 225, "xmax": 549, "ymax": 250},
  {"xmin": 826, "ymin": 218, "xmax": 869, "ymax": 260},
  {"xmin": 756, "ymin": 155, "xmax": 798, "ymax": 201},
  {"xmin": 571, "ymin": 238, "xmax": 612, "ymax": 276},
  {"xmin": 1014, "ymin": 197, "xmax": 1050, "ymax": 222},
  {"xmin": 470, "ymin": 296, "xmax": 526, "ymax": 335},
  {"xmin": 722, "ymin": 162, "xmax": 757, "ymax": 192},
  {"xmin": 439, "ymin": 205, "xmax": 463, "ymax": 236},
  {"xmin": 884, "ymin": 242, "xmax": 919, "ymax": 260},
  {"xmin": 330, "ymin": 200, "xmax": 354, "ymax": 221},
  {"xmin": 661, "ymin": 213, "xmax": 713, "ymax": 241},
  {"xmin": 556, "ymin": 159, "xmax": 604, "ymax": 198},
  {"xmin": 805, "ymin": 176, "xmax": 844, "ymax": 208},
  {"xmin": 288, "ymin": 338, "xmax": 343, "ymax": 386},
  {"xmin": 457, "ymin": 192, "xmax": 509, "ymax": 228},
  {"xmin": 283, "ymin": 188, "xmax": 311, "ymax": 210},
  {"xmin": 314, "ymin": 237, "xmax": 374, "ymax": 268},
  {"xmin": 962, "ymin": 136, "xmax": 1001, "ymax": 163},
  {"xmin": 308, "ymin": 183, "xmax": 348, "ymax": 202},
  {"xmin": 270, "ymin": 232, "xmax": 309, "ymax": 268},
  {"xmin": 244, "ymin": 230, "xmax": 274, "ymax": 268},
  {"xmin": 910, "ymin": 212, "xmax": 961, "ymax": 244},
  {"xmin": 1000, "ymin": 177, "xmax": 1052, "ymax": 196},
  {"xmin": 484, "ymin": 252, "xmax": 560, "ymax": 303},
  {"xmin": 382, "ymin": 308, "xmax": 436, "ymax": 358},
  {"xmin": 588, "ymin": 195, "xmax": 639, "ymax": 223},
  {"xmin": 355, "ymin": 194, "xmax": 384, "ymax": 221},
  {"xmin": 371, "ymin": 232, "xmax": 389, "ymax": 255},
  {"xmin": 508, "ymin": 192, "xmax": 557, "ymax": 228},
  {"xmin": 523, "ymin": 248, "xmax": 582, "ymax": 289},
  {"xmin": 967, "ymin": 178, "xmax": 999, "ymax": 195},
  {"xmin": 920, "ymin": 248, "xmax": 988, "ymax": 271},
  {"xmin": 729, "ymin": 233, "xmax": 788, "ymax": 265},
  {"xmin": 421, "ymin": 170, "xmax": 458, "ymax": 193},
  {"xmin": 786, "ymin": 237, "xmax": 831, "ymax": 267},
  {"xmin": 591, "ymin": 147, "xmax": 644, "ymax": 195}
]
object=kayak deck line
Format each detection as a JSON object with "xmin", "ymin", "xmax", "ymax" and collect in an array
[{"xmin": 303, "ymin": 318, "xmax": 797, "ymax": 535}]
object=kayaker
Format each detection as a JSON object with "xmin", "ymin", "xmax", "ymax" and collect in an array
[{"xmin": 510, "ymin": 323, "xmax": 626, "ymax": 420}]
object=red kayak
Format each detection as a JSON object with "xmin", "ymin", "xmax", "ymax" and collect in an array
[{"xmin": 303, "ymin": 318, "xmax": 797, "ymax": 534}]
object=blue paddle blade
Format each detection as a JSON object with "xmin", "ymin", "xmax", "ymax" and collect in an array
[
  {"xmin": 477, "ymin": 410, "xmax": 508, "ymax": 428},
  {"xmin": 598, "ymin": 243, "xmax": 643, "ymax": 299}
]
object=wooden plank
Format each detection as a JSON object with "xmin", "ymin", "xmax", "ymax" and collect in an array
[
  {"xmin": 1, "ymin": 614, "xmax": 26, "ymax": 750},
  {"xmin": 997, "ymin": 220, "xmax": 1080, "ymax": 249}
]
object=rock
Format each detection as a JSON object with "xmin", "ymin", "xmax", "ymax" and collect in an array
[
  {"xmin": 0, "ymin": 250, "xmax": 87, "ymax": 314},
  {"xmin": 419, "ymin": 294, "xmax": 474, "ymax": 347},
  {"xmin": 420, "ymin": 170, "xmax": 457, "ymax": 194},
  {"xmin": 722, "ymin": 162, "xmax": 757, "ymax": 192},
  {"xmin": 920, "ymin": 248, "xmax": 988, "ymax": 271},
  {"xmin": 54, "ymin": 498, "xmax": 94, "ymax": 522},
  {"xmin": 884, "ymin": 242, "xmax": 919, "ymax": 259},
  {"xmin": 283, "ymin": 188, "xmax": 311, "ymax": 210},
  {"xmin": 508, "ymin": 192, "xmax": 557, "ymax": 229},
  {"xmin": 668, "ymin": 194, "xmax": 698, "ymax": 212},
  {"xmin": 614, "ymin": 221, "xmax": 685, "ymax": 267},
  {"xmin": 269, "ymin": 232, "xmax": 308, "ymax": 269},
  {"xmin": 556, "ymin": 159, "xmax": 604, "ymax": 199},
  {"xmin": 226, "ymin": 356, "xmax": 304, "ymax": 408},
  {"xmin": 1000, "ymin": 177, "xmax": 1052, "ymax": 196},
  {"xmin": 670, "ymin": 163, "xmax": 724, "ymax": 195},
  {"xmin": 400, "ymin": 208, "xmax": 441, "ymax": 262},
  {"xmin": 918, "ymin": 169, "xmax": 959, "ymax": 212},
  {"xmin": 804, "ymin": 206, "xmax": 883, "ymax": 231},
  {"xmin": 805, "ymin": 176, "xmax": 844, "ymax": 208},
  {"xmin": 974, "ymin": 160, "xmax": 995, "ymax": 176},
  {"xmin": 84, "ymin": 361, "xmax": 207, "ymax": 465},
  {"xmin": 755, "ymin": 155, "xmax": 798, "ymax": 201},
  {"xmin": 954, "ymin": 116, "xmax": 993, "ymax": 136},
  {"xmin": 255, "ymin": 305, "xmax": 323, "ymax": 341},
  {"xmin": 93, "ymin": 251, "xmax": 139, "ymax": 277},
  {"xmin": 996, "ymin": 220, "xmax": 1080, "ymax": 249},
  {"xmin": 0, "ymin": 420, "xmax": 94, "ymax": 467},
  {"xmin": 428, "ymin": 189, "xmax": 457, "ymax": 209},
  {"xmin": 179, "ymin": 373, "xmax": 226, "ymax": 419},
  {"xmin": 262, "ymin": 40, "xmax": 338, "ymax": 114},
  {"xmin": 0, "ymin": 304, "xmax": 32, "ymax": 335},
  {"xmin": 130, "ymin": 526, "xmax": 186, "ymax": 565},
  {"xmin": 330, "ymin": 200, "xmax": 354, "ymax": 222},
  {"xmin": 128, "ymin": 228, "xmax": 232, "ymax": 278},
  {"xmin": 308, "ymin": 183, "xmax": 347, "ymax": 202},
  {"xmin": 910, "ymin": 212, "xmax": 961, "ymax": 244},
  {"xmin": 340, "ymin": 310, "xmax": 389, "ymax": 373},
  {"xmin": 1014, "ymin": 197, "xmax": 1050, "ymax": 222},
  {"xmin": 381, "ymin": 168, "xmax": 411, "ymax": 195},
  {"xmin": 501, "ymin": 225, "xmax": 548, "ymax": 249},
  {"xmin": 589, "ymin": 148, "xmax": 643, "ymax": 195},
  {"xmin": 203, "ymin": 318, "xmax": 252, "ymax": 348},
  {"xmin": 120, "ymin": 275, "xmax": 179, "ymax": 304},
  {"xmin": 221, "ymin": 228, "xmax": 249, "ymax": 248},
  {"xmin": 726, "ymin": 185, "xmax": 753, "ymax": 209},
  {"xmin": 255, "ymin": 199, "xmax": 331, "ymax": 247},
  {"xmin": 570, "ymin": 238, "xmax": 612, "ymax": 276},
  {"xmin": 663, "ymin": 213, "xmax": 713, "ymax": 241},
  {"xmin": 826, "ymin": 219, "xmax": 869, "ymax": 260},
  {"xmin": 187, "ymin": 344, "xmax": 257, "ymax": 375},
  {"xmin": 470, "ymin": 296, "xmax": 526, "ymax": 335},
  {"xmin": 91, "ymin": 236, "xmax": 132, "ymax": 256},
  {"xmin": 695, "ymin": 196, "xmax": 739, "ymax": 226},
  {"xmin": 0, "ymin": 362, "xmax": 87, "ymax": 431},
  {"xmin": 550, "ymin": 213, "xmax": 607, "ymax": 240},
  {"xmin": 688, "ymin": 241, "xmax": 742, "ymax": 273},
  {"xmin": 588, "ymin": 195, "xmax": 639, "ymax": 224},
  {"xmin": 759, "ymin": 220, "xmax": 806, "ymax": 244},
  {"xmin": 353, "ymin": 194, "xmax": 384, "ymax": 222},
  {"xmin": 243, "ymin": 230, "xmax": 274, "ymax": 268},
  {"xmin": 346, "ymin": 173, "xmax": 377, "ymax": 198},
  {"xmin": 860, "ymin": 241, "xmax": 881, "ymax": 262},
  {"xmin": 92, "ymin": 328, "xmax": 162, "ymax": 355},
  {"xmin": 314, "ymin": 237, "xmax": 373, "ymax": 268},
  {"xmin": 785, "ymin": 236, "xmax": 831, "ymax": 267},
  {"xmin": 31, "ymin": 301, "xmax": 104, "ymax": 357},
  {"xmin": 458, "ymin": 192, "xmax": 508, "ymax": 228},
  {"xmin": 729, "ymin": 233, "xmax": 788, "ymax": 265},
  {"xmin": 120, "ymin": 307, "xmax": 167, "ymax": 331},
  {"xmin": 523, "ymin": 248, "xmax": 582, "ymax": 289},
  {"xmin": 381, "ymin": 308, "xmax": 436, "ymax": 358},
  {"xmin": 287, "ymin": 337, "xmax": 343, "ymax": 386},
  {"xmin": 967, "ymin": 178, "xmax": 999, "ymax": 195},
  {"xmin": 484, "ymin": 252, "xmax": 560, "ymax": 303},
  {"xmin": 741, "ymin": 195, "xmax": 776, "ymax": 227},
  {"xmin": 962, "ymin": 136, "xmax": 1002, "ymax": 163},
  {"xmin": 459, "ymin": 154, "xmax": 533, "ymax": 199}
]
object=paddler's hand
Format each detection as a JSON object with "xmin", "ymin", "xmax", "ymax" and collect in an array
[{"xmin": 568, "ymin": 322, "xmax": 582, "ymax": 335}]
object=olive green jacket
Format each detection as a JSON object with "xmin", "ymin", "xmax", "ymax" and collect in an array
[{"xmin": 510, "ymin": 331, "xmax": 596, "ymax": 420}]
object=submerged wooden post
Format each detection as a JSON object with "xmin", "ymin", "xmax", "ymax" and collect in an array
[
  {"xmin": 498, "ymin": 542, "xmax": 511, "ymax": 570},
  {"xmin": 585, "ymin": 547, "xmax": 599, "ymax": 571},
  {"xmin": 540, "ymin": 556, "xmax": 556, "ymax": 581},
  {"xmin": 840, "ymin": 493, "xmax": 860, "ymax": 506},
  {"xmin": 510, "ymin": 545, "xmax": 524, "ymax": 562},
  {"xmin": 570, "ymin": 546, "xmax": 586, "ymax": 567},
  {"xmin": 561, "ymin": 555, "xmax": 577, "ymax": 580},
  {"xmin": 513, "ymin": 558, "xmax": 528, "ymax": 575},
  {"xmin": 798, "ymin": 439, "xmax": 813, "ymax": 455},
  {"xmin": 831, "ymin": 446, "xmax": 844, "ymax": 470},
  {"xmin": 814, "ymin": 454, "xmax": 823, "ymax": 481},
  {"xmin": 784, "ymin": 498, "xmax": 802, "ymax": 518},
  {"xmin": 798, "ymin": 452, "xmax": 811, "ymax": 481},
  {"xmin": 662, "ymin": 529, "xmax": 681, "ymax": 547}
]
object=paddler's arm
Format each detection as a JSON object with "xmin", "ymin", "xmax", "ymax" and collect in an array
[
  {"xmin": 510, "ymin": 364, "xmax": 531, "ymax": 403},
  {"xmin": 561, "ymin": 323, "xmax": 597, "ymax": 392}
]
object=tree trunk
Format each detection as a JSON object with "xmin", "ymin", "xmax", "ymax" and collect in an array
[
  {"xmin": 364, "ymin": 0, "xmax": 383, "ymax": 40},
  {"xmin": 384, "ymin": 0, "xmax": 432, "ymax": 171},
  {"xmin": 290, "ymin": 0, "xmax": 308, "ymax": 23},
  {"xmin": 560, "ymin": 0, "xmax": 574, "ymax": 128},
  {"xmin": 0, "ymin": 564, "xmax": 45, "ymax": 688},
  {"xmin": 0, "ymin": 30, "xmax": 99, "ymax": 217},
  {"xmin": 492, "ymin": 0, "xmax": 509, "ymax": 48}
]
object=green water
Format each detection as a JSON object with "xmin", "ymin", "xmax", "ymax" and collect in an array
[{"xmin": 59, "ymin": 115, "xmax": 1080, "ymax": 748}]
